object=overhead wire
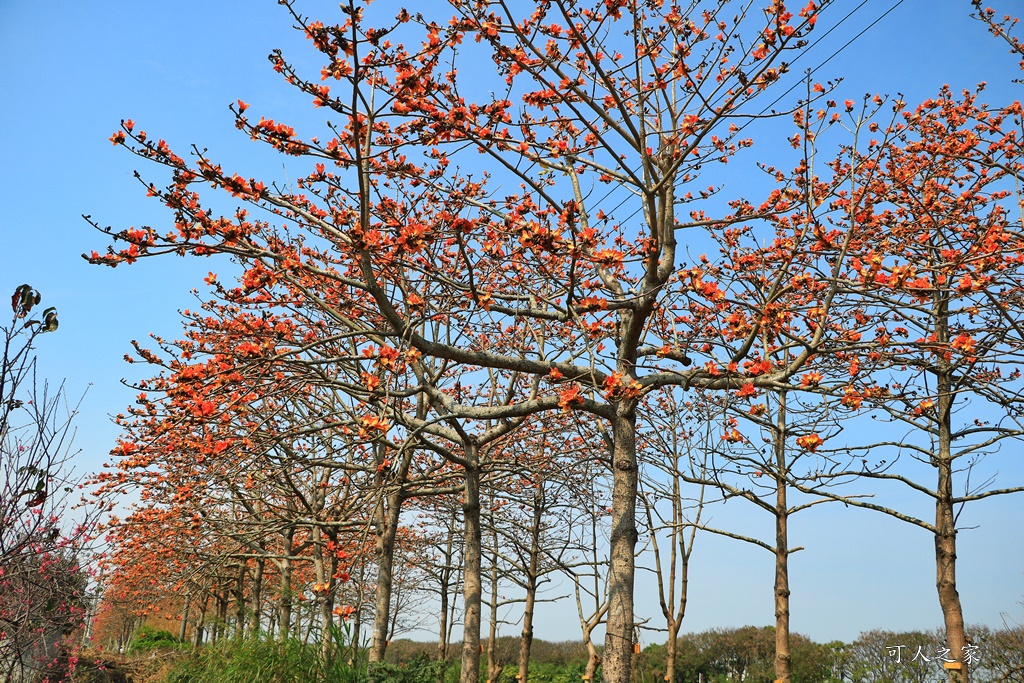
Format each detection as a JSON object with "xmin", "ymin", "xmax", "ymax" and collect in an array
[
  {"xmin": 605, "ymin": 0, "xmax": 911, "ymax": 229},
  {"xmin": 575, "ymin": 0, "xmax": 902, "ymax": 227},
  {"xmin": 746, "ymin": 0, "xmax": 911, "ymax": 120}
]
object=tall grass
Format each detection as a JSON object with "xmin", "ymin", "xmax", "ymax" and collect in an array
[
  {"xmin": 124, "ymin": 626, "xmax": 190, "ymax": 656},
  {"xmin": 164, "ymin": 637, "xmax": 324, "ymax": 683},
  {"xmin": 161, "ymin": 627, "xmax": 448, "ymax": 683}
]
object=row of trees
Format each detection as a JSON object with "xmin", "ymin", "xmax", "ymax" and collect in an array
[
  {"xmin": 85, "ymin": 2, "xmax": 1024, "ymax": 683},
  {"xmin": 378, "ymin": 625, "xmax": 1024, "ymax": 683},
  {"xmin": 639, "ymin": 625, "xmax": 1024, "ymax": 683}
]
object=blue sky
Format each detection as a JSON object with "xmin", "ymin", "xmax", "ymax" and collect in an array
[{"xmin": 2, "ymin": 0, "xmax": 1024, "ymax": 647}]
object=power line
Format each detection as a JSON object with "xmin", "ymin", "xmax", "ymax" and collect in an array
[
  {"xmin": 582, "ymin": 0, "xmax": 907, "ymax": 225},
  {"xmin": 606, "ymin": 0, "xmax": 912, "ymax": 265},
  {"xmin": 750, "ymin": 0, "xmax": 911, "ymax": 118}
]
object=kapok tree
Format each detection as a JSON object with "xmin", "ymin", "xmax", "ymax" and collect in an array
[
  {"xmin": 632, "ymin": 87, "xmax": 907, "ymax": 683},
  {"xmin": 86, "ymin": 2, "xmax": 861, "ymax": 680},
  {"xmin": 794, "ymin": 86, "xmax": 1024, "ymax": 683},
  {"xmin": 94, "ymin": 300, "xmax": 388, "ymax": 648},
  {"xmin": 95, "ymin": 500, "xmax": 223, "ymax": 645},
  {"xmin": 657, "ymin": 382, "xmax": 846, "ymax": 683},
  {"xmin": 173, "ymin": 288, "xmax": 471, "ymax": 661},
  {"xmin": 972, "ymin": 1, "xmax": 1024, "ymax": 76}
]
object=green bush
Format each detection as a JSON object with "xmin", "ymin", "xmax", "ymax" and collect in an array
[
  {"xmin": 365, "ymin": 654, "xmax": 449, "ymax": 683},
  {"xmin": 165, "ymin": 637, "xmax": 323, "ymax": 683},
  {"xmin": 162, "ymin": 626, "xmax": 373, "ymax": 683},
  {"xmin": 125, "ymin": 626, "xmax": 189, "ymax": 655},
  {"xmin": 519, "ymin": 660, "xmax": 589, "ymax": 683}
]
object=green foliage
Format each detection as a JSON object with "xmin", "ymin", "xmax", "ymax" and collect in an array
[
  {"xmin": 161, "ymin": 625, "xmax": 373, "ymax": 683},
  {"xmin": 637, "ymin": 627, "xmax": 939, "ymax": 683},
  {"xmin": 158, "ymin": 634, "xmax": 590, "ymax": 683},
  {"xmin": 155, "ymin": 624, "xmax": 1024, "ymax": 683},
  {"xmin": 164, "ymin": 637, "xmax": 325, "ymax": 683},
  {"xmin": 365, "ymin": 654, "xmax": 449, "ymax": 683},
  {"xmin": 321, "ymin": 624, "xmax": 370, "ymax": 683},
  {"xmin": 516, "ymin": 660, "xmax": 587, "ymax": 683},
  {"xmin": 380, "ymin": 637, "xmax": 591, "ymax": 683},
  {"xmin": 125, "ymin": 626, "xmax": 189, "ymax": 655}
]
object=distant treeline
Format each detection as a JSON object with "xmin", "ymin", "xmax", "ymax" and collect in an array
[{"xmin": 384, "ymin": 624, "xmax": 1024, "ymax": 683}]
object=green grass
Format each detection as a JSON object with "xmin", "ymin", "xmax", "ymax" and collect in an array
[
  {"xmin": 159, "ymin": 627, "xmax": 449, "ymax": 683},
  {"xmin": 125, "ymin": 626, "xmax": 190, "ymax": 655},
  {"xmin": 159, "ymin": 630, "xmax": 601, "ymax": 683},
  {"xmin": 164, "ymin": 637, "xmax": 326, "ymax": 683}
]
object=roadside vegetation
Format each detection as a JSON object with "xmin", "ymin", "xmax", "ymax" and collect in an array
[{"xmin": 55, "ymin": 623, "xmax": 1023, "ymax": 683}]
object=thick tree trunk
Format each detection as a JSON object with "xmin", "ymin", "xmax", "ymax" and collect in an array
[
  {"xmin": 351, "ymin": 602, "xmax": 362, "ymax": 662},
  {"xmin": 319, "ymin": 601, "xmax": 334, "ymax": 658},
  {"xmin": 370, "ymin": 485, "xmax": 403, "ymax": 662},
  {"xmin": 518, "ymin": 584, "xmax": 536, "ymax": 683},
  {"xmin": 487, "ymin": 642, "xmax": 502, "ymax": 683},
  {"xmin": 928, "ymin": 287, "xmax": 968, "ymax": 683},
  {"xmin": 936, "ymin": 477, "xmax": 967, "ymax": 683},
  {"xmin": 486, "ymin": 641, "xmax": 502, "ymax": 683},
  {"xmin": 583, "ymin": 628, "xmax": 601, "ymax": 683},
  {"xmin": 937, "ymin": 373, "xmax": 967, "ymax": 683},
  {"xmin": 665, "ymin": 632, "xmax": 677, "ymax": 683},
  {"xmin": 194, "ymin": 593, "xmax": 209, "ymax": 646},
  {"xmin": 460, "ymin": 456, "xmax": 483, "ymax": 683},
  {"xmin": 310, "ymin": 526, "xmax": 333, "ymax": 658},
  {"xmin": 775, "ymin": 394, "xmax": 792, "ymax": 683},
  {"xmin": 324, "ymin": 546, "xmax": 339, "ymax": 657},
  {"xmin": 774, "ymin": 503, "xmax": 792, "ymax": 683},
  {"xmin": 604, "ymin": 402, "xmax": 639, "ymax": 683},
  {"xmin": 178, "ymin": 593, "xmax": 190, "ymax": 642}
]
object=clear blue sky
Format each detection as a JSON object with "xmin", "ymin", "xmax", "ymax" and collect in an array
[{"xmin": 2, "ymin": 0, "xmax": 1023, "ymax": 647}]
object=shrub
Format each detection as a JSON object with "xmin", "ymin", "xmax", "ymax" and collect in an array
[{"xmin": 124, "ymin": 626, "xmax": 189, "ymax": 655}]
